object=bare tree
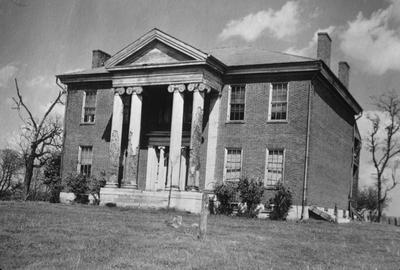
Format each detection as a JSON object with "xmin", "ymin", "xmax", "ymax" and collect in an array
[
  {"xmin": 0, "ymin": 149, "xmax": 23, "ymax": 195},
  {"xmin": 12, "ymin": 78, "xmax": 64, "ymax": 200},
  {"xmin": 366, "ymin": 91, "xmax": 399, "ymax": 222}
]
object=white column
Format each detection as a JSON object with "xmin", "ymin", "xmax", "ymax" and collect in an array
[
  {"xmin": 157, "ymin": 146, "xmax": 166, "ymax": 190},
  {"xmin": 108, "ymin": 87, "xmax": 125, "ymax": 187},
  {"xmin": 187, "ymin": 83, "xmax": 209, "ymax": 190},
  {"xmin": 145, "ymin": 146, "xmax": 157, "ymax": 190},
  {"xmin": 204, "ymin": 92, "xmax": 222, "ymax": 191},
  {"xmin": 123, "ymin": 86, "xmax": 143, "ymax": 188},
  {"xmin": 167, "ymin": 84, "xmax": 185, "ymax": 190},
  {"xmin": 179, "ymin": 146, "xmax": 188, "ymax": 191}
]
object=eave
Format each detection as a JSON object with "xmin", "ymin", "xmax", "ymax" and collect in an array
[
  {"xmin": 223, "ymin": 60, "xmax": 362, "ymax": 115},
  {"xmin": 318, "ymin": 61, "xmax": 362, "ymax": 115},
  {"xmin": 56, "ymin": 59, "xmax": 362, "ymax": 115},
  {"xmin": 57, "ymin": 72, "xmax": 111, "ymax": 84}
]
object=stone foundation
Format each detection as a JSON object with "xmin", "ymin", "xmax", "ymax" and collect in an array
[
  {"xmin": 99, "ymin": 187, "xmax": 204, "ymax": 213},
  {"xmin": 286, "ymin": 205, "xmax": 309, "ymax": 220}
]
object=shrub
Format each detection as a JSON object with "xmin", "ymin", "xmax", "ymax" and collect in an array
[
  {"xmin": 237, "ymin": 178, "xmax": 265, "ymax": 217},
  {"xmin": 87, "ymin": 173, "xmax": 107, "ymax": 205},
  {"xmin": 213, "ymin": 181, "xmax": 238, "ymax": 215},
  {"xmin": 269, "ymin": 183, "xmax": 293, "ymax": 220},
  {"xmin": 65, "ymin": 172, "xmax": 106, "ymax": 205},
  {"xmin": 42, "ymin": 153, "xmax": 62, "ymax": 203},
  {"xmin": 65, "ymin": 174, "xmax": 88, "ymax": 203}
]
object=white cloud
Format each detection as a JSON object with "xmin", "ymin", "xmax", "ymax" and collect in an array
[
  {"xmin": 286, "ymin": 26, "xmax": 336, "ymax": 57},
  {"xmin": 219, "ymin": 1, "xmax": 301, "ymax": 41},
  {"xmin": 357, "ymin": 110, "xmax": 400, "ymax": 187},
  {"xmin": 38, "ymin": 101, "xmax": 65, "ymax": 117},
  {"xmin": 27, "ymin": 75, "xmax": 54, "ymax": 89},
  {"xmin": 357, "ymin": 109, "xmax": 400, "ymax": 216},
  {"xmin": 0, "ymin": 64, "xmax": 18, "ymax": 87},
  {"xmin": 340, "ymin": 0, "xmax": 400, "ymax": 74}
]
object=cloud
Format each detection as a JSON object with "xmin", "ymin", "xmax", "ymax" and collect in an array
[
  {"xmin": 286, "ymin": 26, "xmax": 336, "ymax": 57},
  {"xmin": 357, "ymin": 110, "xmax": 400, "ymax": 187},
  {"xmin": 340, "ymin": 0, "xmax": 400, "ymax": 74},
  {"xmin": 27, "ymin": 75, "xmax": 54, "ymax": 89},
  {"xmin": 357, "ymin": 109, "xmax": 400, "ymax": 215},
  {"xmin": 0, "ymin": 64, "xmax": 18, "ymax": 87},
  {"xmin": 219, "ymin": 1, "xmax": 301, "ymax": 42},
  {"xmin": 38, "ymin": 101, "xmax": 65, "ymax": 118}
]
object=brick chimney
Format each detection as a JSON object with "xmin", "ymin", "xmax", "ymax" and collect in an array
[
  {"xmin": 338, "ymin": 61, "xmax": 350, "ymax": 89},
  {"xmin": 92, "ymin": 50, "xmax": 111, "ymax": 68},
  {"xmin": 317, "ymin": 32, "xmax": 331, "ymax": 67}
]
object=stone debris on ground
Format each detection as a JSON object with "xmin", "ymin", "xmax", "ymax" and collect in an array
[{"xmin": 165, "ymin": 215, "xmax": 182, "ymax": 228}]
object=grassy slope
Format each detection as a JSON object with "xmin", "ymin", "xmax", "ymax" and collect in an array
[{"xmin": 0, "ymin": 202, "xmax": 399, "ymax": 270}]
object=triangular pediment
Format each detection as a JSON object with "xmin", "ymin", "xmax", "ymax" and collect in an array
[
  {"xmin": 117, "ymin": 40, "xmax": 195, "ymax": 66},
  {"xmin": 105, "ymin": 28, "xmax": 208, "ymax": 68}
]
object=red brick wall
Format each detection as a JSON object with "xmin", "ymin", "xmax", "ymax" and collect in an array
[
  {"xmin": 62, "ymin": 85, "xmax": 113, "ymax": 183},
  {"xmin": 214, "ymin": 80, "xmax": 311, "ymax": 205},
  {"xmin": 307, "ymin": 79, "xmax": 355, "ymax": 209},
  {"xmin": 61, "ymin": 76, "xmax": 356, "ymax": 211}
]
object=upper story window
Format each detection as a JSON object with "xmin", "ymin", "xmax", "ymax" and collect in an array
[
  {"xmin": 82, "ymin": 90, "xmax": 96, "ymax": 123},
  {"xmin": 78, "ymin": 146, "xmax": 93, "ymax": 176},
  {"xmin": 268, "ymin": 83, "xmax": 288, "ymax": 121},
  {"xmin": 228, "ymin": 85, "xmax": 245, "ymax": 121},
  {"xmin": 224, "ymin": 148, "xmax": 242, "ymax": 182},
  {"xmin": 264, "ymin": 149, "xmax": 284, "ymax": 187}
]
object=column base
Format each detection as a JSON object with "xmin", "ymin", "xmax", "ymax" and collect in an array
[
  {"xmin": 105, "ymin": 183, "xmax": 118, "ymax": 188},
  {"xmin": 186, "ymin": 186, "xmax": 199, "ymax": 192},
  {"xmin": 121, "ymin": 184, "xmax": 138, "ymax": 189},
  {"xmin": 167, "ymin": 185, "xmax": 180, "ymax": 191}
]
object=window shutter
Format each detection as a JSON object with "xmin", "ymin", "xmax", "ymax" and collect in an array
[{"xmin": 267, "ymin": 83, "xmax": 272, "ymax": 120}]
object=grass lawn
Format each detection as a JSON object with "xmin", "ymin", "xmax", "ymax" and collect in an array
[{"xmin": 0, "ymin": 202, "xmax": 399, "ymax": 270}]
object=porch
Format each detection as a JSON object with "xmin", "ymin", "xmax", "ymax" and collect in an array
[{"xmin": 100, "ymin": 82, "xmax": 220, "ymax": 213}]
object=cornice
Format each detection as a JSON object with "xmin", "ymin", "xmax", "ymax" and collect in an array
[
  {"xmin": 317, "ymin": 61, "xmax": 362, "ymax": 114},
  {"xmin": 56, "ymin": 58, "xmax": 362, "ymax": 115}
]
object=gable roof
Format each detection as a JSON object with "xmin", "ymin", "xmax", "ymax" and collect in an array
[
  {"xmin": 208, "ymin": 47, "xmax": 316, "ymax": 66},
  {"xmin": 105, "ymin": 28, "xmax": 210, "ymax": 68},
  {"xmin": 57, "ymin": 28, "xmax": 362, "ymax": 114}
]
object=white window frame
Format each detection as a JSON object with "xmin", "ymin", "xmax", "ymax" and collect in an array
[
  {"xmin": 223, "ymin": 148, "xmax": 243, "ymax": 182},
  {"xmin": 264, "ymin": 148, "xmax": 285, "ymax": 188},
  {"xmin": 227, "ymin": 84, "xmax": 246, "ymax": 122},
  {"xmin": 81, "ymin": 90, "xmax": 97, "ymax": 124},
  {"xmin": 268, "ymin": 82, "xmax": 289, "ymax": 122},
  {"xmin": 77, "ymin": 145, "xmax": 93, "ymax": 176}
]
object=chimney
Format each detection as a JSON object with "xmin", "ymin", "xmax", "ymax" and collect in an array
[
  {"xmin": 338, "ymin": 61, "xmax": 350, "ymax": 89},
  {"xmin": 92, "ymin": 50, "xmax": 111, "ymax": 68},
  {"xmin": 317, "ymin": 32, "xmax": 331, "ymax": 67}
]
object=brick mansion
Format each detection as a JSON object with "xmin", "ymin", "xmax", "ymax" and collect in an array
[{"xmin": 57, "ymin": 29, "xmax": 362, "ymax": 219}]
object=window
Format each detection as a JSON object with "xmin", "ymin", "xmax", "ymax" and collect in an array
[
  {"xmin": 224, "ymin": 148, "xmax": 242, "ymax": 181},
  {"xmin": 82, "ymin": 90, "xmax": 96, "ymax": 123},
  {"xmin": 229, "ymin": 85, "xmax": 245, "ymax": 121},
  {"xmin": 268, "ymin": 83, "xmax": 288, "ymax": 121},
  {"xmin": 79, "ymin": 146, "xmax": 93, "ymax": 176},
  {"xmin": 265, "ymin": 149, "xmax": 284, "ymax": 187}
]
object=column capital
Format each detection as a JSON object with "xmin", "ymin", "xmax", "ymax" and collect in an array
[
  {"xmin": 126, "ymin": 86, "xmax": 143, "ymax": 95},
  {"xmin": 114, "ymin": 87, "xmax": 125, "ymax": 95},
  {"xmin": 188, "ymin": 83, "xmax": 211, "ymax": 93},
  {"xmin": 167, "ymin": 84, "xmax": 185, "ymax": 93}
]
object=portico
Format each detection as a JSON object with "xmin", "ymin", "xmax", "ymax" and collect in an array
[
  {"xmin": 100, "ymin": 80, "xmax": 218, "ymax": 212},
  {"xmin": 106, "ymin": 81, "xmax": 211, "ymax": 188},
  {"xmin": 57, "ymin": 28, "xmax": 224, "ymax": 212}
]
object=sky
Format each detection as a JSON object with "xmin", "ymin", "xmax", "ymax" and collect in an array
[{"xmin": 0, "ymin": 0, "xmax": 399, "ymax": 215}]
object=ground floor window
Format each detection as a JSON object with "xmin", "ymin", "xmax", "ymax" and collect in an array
[
  {"xmin": 79, "ymin": 146, "xmax": 93, "ymax": 177},
  {"xmin": 265, "ymin": 149, "xmax": 284, "ymax": 187},
  {"xmin": 224, "ymin": 148, "xmax": 242, "ymax": 181}
]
